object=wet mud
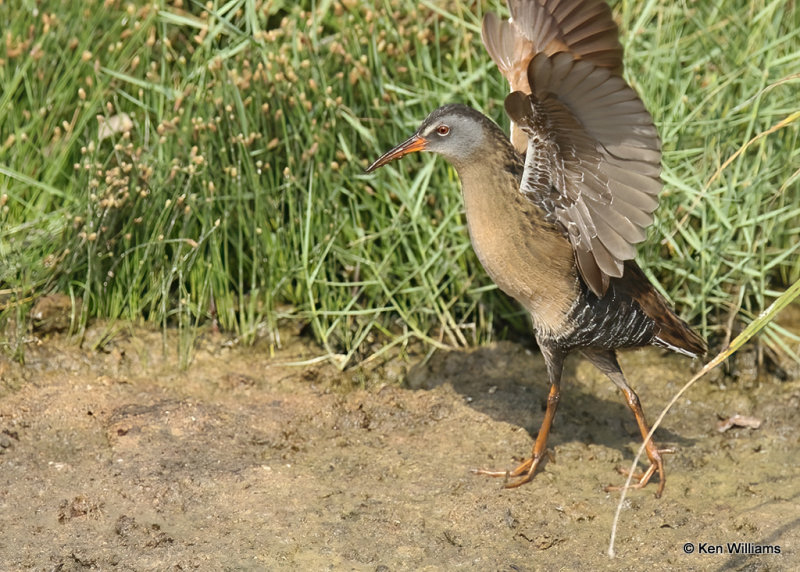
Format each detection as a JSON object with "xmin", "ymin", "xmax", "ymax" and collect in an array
[{"xmin": 0, "ymin": 325, "xmax": 798, "ymax": 570}]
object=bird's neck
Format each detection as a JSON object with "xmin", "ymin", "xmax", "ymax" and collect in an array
[
  {"xmin": 451, "ymin": 126, "xmax": 524, "ymax": 217},
  {"xmin": 451, "ymin": 120, "xmax": 521, "ymax": 181}
]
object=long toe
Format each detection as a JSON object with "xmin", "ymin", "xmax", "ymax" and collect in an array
[
  {"xmin": 604, "ymin": 447, "xmax": 674, "ymax": 498},
  {"xmin": 473, "ymin": 456, "xmax": 539, "ymax": 488},
  {"xmin": 472, "ymin": 468, "xmax": 512, "ymax": 478}
]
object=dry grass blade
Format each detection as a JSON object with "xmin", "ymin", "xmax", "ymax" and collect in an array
[{"xmin": 608, "ymin": 276, "xmax": 800, "ymax": 558}]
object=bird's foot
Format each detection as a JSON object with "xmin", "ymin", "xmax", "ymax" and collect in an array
[
  {"xmin": 604, "ymin": 446, "xmax": 675, "ymax": 498},
  {"xmin": 473, "ymin": 452, "xmax": 552, "ymax": 489}
]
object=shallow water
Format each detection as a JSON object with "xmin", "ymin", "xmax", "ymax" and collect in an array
[{"xmin": 1, "ymin": 325, "xmax": 797, "ymax": 569}]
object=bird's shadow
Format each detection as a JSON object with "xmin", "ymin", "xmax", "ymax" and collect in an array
[{"xmin": 406, "ymin": 340, "xmax": 695, "ymax": 456}]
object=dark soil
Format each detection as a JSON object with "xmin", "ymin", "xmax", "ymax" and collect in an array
[{"xmin": 1, "ymin": 323, "xmax": 798, "ymax": 570}]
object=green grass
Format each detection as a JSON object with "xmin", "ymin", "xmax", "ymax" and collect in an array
[{"xmin": 1, "ymin": 0, "xmax": 798, "ymax": 366}]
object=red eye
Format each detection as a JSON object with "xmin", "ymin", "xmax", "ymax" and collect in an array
[{"xmin": 436, "ymin": 125, "xmax": 450, "ymax": 136}]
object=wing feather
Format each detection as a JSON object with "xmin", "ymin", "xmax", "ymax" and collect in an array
[
  {"xmin": 504, "ymin": 51, "xmax": 662, "ymax": 296},
  {"xmin": 484, "ymin": 2, "xmax": 662, "ymax": 296},
  {"xmin": 482, "ymin": 0, "xmax": 625, "ymax": 154}
]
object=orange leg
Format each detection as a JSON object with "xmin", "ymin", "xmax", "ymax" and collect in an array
[
  {"xmin": 604, "ymin": 385, "xmax": 674, "ymax": 498},
  {"xmin": 475, "ymin": 343, "xmax": 564, "ymax": 488},
  {"xmin": 582, "ymin": 349, "xmax": 671, "ymax": 498},
  {"xmin": 474, "ymin": 382, "xmax": 560, "ymax": 488}
]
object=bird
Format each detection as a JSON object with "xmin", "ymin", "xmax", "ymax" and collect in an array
[{"xmin": 365, "ymin": 0, "xmax": 705, "ymax": 498}]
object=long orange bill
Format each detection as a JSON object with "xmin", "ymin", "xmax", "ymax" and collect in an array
[{"xmin": 365, "ymin": 134, "xmax": 427, "ymax": 173}]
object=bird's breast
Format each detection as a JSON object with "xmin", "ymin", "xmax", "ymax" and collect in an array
[{"xmin": 459, "ymin": 174, "xmax": 580, "ymax": 337}]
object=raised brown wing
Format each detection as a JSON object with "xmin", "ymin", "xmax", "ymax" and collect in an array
[
  {"xmin": 504, "ymin": 52, "xmax": 661, "ymax": 296},
  {"xmin": 482, "ymin": 0, "xmax": 624, "ymax": 152}
]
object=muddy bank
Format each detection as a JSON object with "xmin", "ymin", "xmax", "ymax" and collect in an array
[{"xmin": 0, "ymin": 326, "xmax": 797, "ymax": 570}]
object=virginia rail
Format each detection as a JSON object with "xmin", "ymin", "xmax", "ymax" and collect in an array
[{"xmin": 365, "ymin": 0, "xmax": 705, "ymax": 497}]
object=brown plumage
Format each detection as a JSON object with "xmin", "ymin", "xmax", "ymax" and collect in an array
[
  {"xmin": 482, "ymin": 0, "xmax": 624, "ymax": 152},
  {"xmin": 366, "ymin": 0, "xmax": 705, "ymax": 497}
]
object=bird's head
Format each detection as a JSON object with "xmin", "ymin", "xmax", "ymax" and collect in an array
[{"xmin": 366, "ymin": 104, "xmax": 493, "ymax": 173}]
